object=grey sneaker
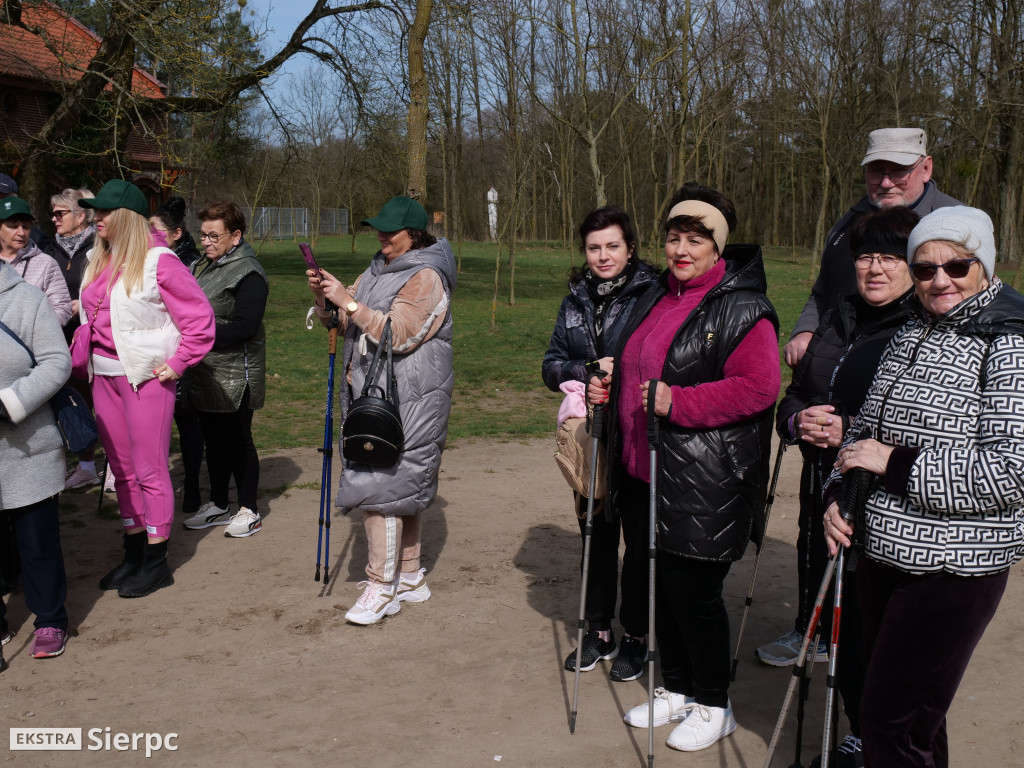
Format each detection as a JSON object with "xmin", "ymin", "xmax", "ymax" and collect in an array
[
  {"xmin": 183, "ymin": 502, "xmax": 232, "ymax": 530},
  {"xmin": 224, "ymin": 507, "xmax": 262, "ymax": 538},
  {"xmin": 755, "ymin": 628, "xmax": 828, "ymax": 667}
]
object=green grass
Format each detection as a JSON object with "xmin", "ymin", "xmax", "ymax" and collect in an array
[{"xmin": 249, "ymin": 236, "xmax": 818, "ymax": 451}]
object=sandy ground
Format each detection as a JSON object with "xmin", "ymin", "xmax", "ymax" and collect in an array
[{"xmin": 3, "ymin": 436, "xmax": 1022, "ymax": 767}]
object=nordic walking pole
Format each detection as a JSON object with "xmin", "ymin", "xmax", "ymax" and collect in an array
[
  {"xmin": 645, "ymin": 380, "xmax": 661, "ymax": 768},
  {"xmin": 303, "ymin": 242, "xmax": 339, "ymax": 584},
  {"xmin": 762, "ymin": 553, "xmax": 840, "ymax": 768},
  {"xmin": 315, "ymin": 318, "xmax": 338, "ymax": 582},
  {"xmin": 569, "ymin": 367, "xmax": 607, "ymax": 734},
  {"xmin": 731, "ymin": 438, "xmax": 790, "ymax": 680},
  {"xmin": 821, "ymin": 467, "xmax": 872, "ymax": 768},
  {"xmin": 789, "ymin": 627, "xmax": 821, "ymax": 768}
]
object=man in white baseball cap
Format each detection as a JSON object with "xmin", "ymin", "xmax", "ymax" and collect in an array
[{"xmin": 783, "ymin": 128, "xmax": 962, "ymax": 369}]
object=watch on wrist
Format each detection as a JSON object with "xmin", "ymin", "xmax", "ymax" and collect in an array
[{"xmin": 345, "ymin": 300, "xmax": 358, "ymax": 316}]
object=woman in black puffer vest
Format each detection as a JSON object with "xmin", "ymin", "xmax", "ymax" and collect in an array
[{"xmin": 590, "ymin": 183, "xmax": 780, "ymax": 752}]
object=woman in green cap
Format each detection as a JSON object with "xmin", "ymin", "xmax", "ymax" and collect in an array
[
  {"xmin": 307, "ymin": 196, "xmax": 456, "ymax": 625},
  {"xmin": 77, "ymin": 180, "xmax": 215, "ymax": 598}
]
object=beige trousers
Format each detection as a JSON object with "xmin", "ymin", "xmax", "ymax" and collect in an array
[{"xmin": 362, "ymin": 510, "xmax": 422, "ymax": 583}]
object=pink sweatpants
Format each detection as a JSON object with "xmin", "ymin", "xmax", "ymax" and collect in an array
[{"xmin": 92, "ymin": 375, "xmax": 177, "ymax": 539}]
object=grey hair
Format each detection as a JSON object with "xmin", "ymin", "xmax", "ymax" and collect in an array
[{"xmin": 51, "ymin": 188, "xmax": 95, "ymax": 223}]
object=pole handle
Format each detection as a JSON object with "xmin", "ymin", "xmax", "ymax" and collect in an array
[{"xmin": 646, "ymin": 379, "xmax": 661, "ymax": 445}]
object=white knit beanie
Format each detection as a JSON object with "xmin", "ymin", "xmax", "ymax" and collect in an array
[{"xmin": 907, "ymin": 206, "xmax": 996, "ymax": 278}]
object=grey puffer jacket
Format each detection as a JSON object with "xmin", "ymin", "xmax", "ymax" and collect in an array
[
  {"xmin": 336, "ymin": 239, "xmax": 457, "ymax": 516},
  {"xmin": 0, "ymin": 264, "xmax": 72, "ymax": 510}
]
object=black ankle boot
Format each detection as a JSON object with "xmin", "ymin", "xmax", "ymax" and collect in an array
[
  {"xmin": 117, "ymin": 541, "xmax": 174, "ymax": 598},
  {"xmin": 99, "ymin": 533, "xmax": 145, "ymax": 590}
]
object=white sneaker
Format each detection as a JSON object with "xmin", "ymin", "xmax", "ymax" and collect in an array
[
  {"xmin": 396, "ymin": 568, "xmax": 431, "ymax": 603},
  {"xmin": 345, "ymin": 580, "xmax": 401, "ymax": 625},
  {"xmin": 224, "ymin": 507, "xmax": 262, "ymax": 538},
  {"xmin": 756, "ymin": 628, "xmax": 828, "ymax": 666},
  {"xmin": 666, "ymin": 702, "xmax": 737, "ymax": 751},
  {"xmin": 183, "ymin": 502, "xmax": 232, "ymax": 530},
  {"xmin": 103, "ymin": 469, "xmax": 117, "ymax": 494},
  {"xmin": 64, "ymin": 466, "xmax": 100, "ymax": 490},
  {"xmin": 624, "ymin": 688, "xmax": 696, "ymax": 728}
]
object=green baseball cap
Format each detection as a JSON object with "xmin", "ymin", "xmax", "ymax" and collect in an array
[
  {"xmin": 80, "ymin": 179, "xmax": 149, "ymax": 217},
  {"xmin": 361, "ymin": 196, "xmax": 428, "ymax": 232},
  {"xmin": 0, "ymin": 196, "xmax": 33, "ymax": 221}
]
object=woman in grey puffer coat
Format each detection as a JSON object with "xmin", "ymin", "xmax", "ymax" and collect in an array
[
  {"xmin": 0, "ymin": 261, "xmax": 72, "ymax": 664},
  {"xmin": 308, "ymin": 196, "xmax": 455, "ymax": 626}
]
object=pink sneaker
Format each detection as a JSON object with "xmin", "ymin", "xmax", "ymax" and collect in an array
[{"xmin": 31, "ymin": 627, "xmax": 67, "ymax": 659}]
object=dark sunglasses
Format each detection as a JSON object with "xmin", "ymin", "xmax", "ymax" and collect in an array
[{"xmin": 909, "ymin": 257, "xmax": 979, "ymax": 281}]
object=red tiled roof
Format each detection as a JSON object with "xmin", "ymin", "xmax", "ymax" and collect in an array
[{"xmin": 0, "ymin": 1, "xmax": 163, "ymax": 98}]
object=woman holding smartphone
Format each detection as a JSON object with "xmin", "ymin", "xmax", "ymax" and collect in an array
[{"xmin": 307, "ymin": 196, "xmax": 456, "ymax": 626}]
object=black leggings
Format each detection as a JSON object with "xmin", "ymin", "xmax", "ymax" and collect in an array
[{"xmin": 197, "ymin": 388, "xmax": 260, "ymax": 512}]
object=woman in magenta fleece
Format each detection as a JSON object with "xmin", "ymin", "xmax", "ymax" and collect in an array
[
  {"xmin": 76, "ymin": 180, "xmax": 214, "ymax": 598},
  {"xmin": 590, "ymin": 182, "xmax": 780, "ymax": 752}
]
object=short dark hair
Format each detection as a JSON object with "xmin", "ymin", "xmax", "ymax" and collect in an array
[
  {"xmin": 407, "ymin": 228, "xmax": 437, "ymax": 250},
  {"xmin": 578, "ymin": 206, "xmax": 637, "ymax": 255},
  {"xmin": 197, "ymin": 201, "xmax": 246, "ymax": 236},
  {"xmin": 849, "ymin": 207, "xmax": 920, "ymax": 259},
  {"xmin": 663, "ymin": 182, "xmax": 738, "ymax": 242}
]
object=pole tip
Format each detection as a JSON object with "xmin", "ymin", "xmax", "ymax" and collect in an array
[{"xmin": 569, "ymin": 712, "xmax": 577, "ymax": 734}]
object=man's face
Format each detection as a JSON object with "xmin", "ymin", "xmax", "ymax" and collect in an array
[
  {"xmin": 865, "ymin": 156, "xmax": 932, "ymax": 208},
  {"xmin": 199, "ymin": 218, "xmax": 242, "ymax": 260}
]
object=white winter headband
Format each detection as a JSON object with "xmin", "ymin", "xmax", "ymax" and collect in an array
[{"xmin": 666, "ymin": 200, "xmax": 730, "ymax": 254}]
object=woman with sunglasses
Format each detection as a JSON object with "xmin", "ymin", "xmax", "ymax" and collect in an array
[
  {"xmin": 44, "ymin": 189, "xmax": 105, "ymax": 491},
  {"xmin": 825, "ymin": 206, "xmax": 1024, "ymax": 768}
]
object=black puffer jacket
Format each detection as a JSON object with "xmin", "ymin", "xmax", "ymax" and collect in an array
[
  {"xmin": 777, "ymin": 291, "xmax": 912, "ymax": 484},
  {"xmin": 607, "ymin": 244, "xmax": 779, "ymax": 561},
  {"xmin": 45, "ymin": 229, "xmax": 95, "ymax": 343},
  {"xmin": 792, "ymin": 182, "xmax": 961, "ymax": 337},
  {"xmin": 542, "ymin": 261, "xmax": 657, "ymax": 391}
]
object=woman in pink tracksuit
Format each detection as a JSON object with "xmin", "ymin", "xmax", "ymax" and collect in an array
[{"xmin": 76, "ymin": 180, "xmax": 214, "ymax": 598}]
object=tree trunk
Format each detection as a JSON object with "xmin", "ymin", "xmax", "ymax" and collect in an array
[{"xmin": 406, "ymin": 0, "xmax": 433, "ymax": 201}]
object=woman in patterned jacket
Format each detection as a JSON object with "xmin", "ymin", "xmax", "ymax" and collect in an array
[{"xmin": 825, "ymin": 206, "xmax": 1024, "ymax": 768}]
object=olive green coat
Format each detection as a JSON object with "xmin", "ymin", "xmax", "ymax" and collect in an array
[{"xmin": 182, "ymin": 242, "xmax": 268, "ymax": 412}]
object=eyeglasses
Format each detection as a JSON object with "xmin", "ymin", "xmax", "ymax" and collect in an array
[
  {"xmin": 864, "ymin": 157, "xmax": 924, "ymax": 185},
  {"xmin": 51, "ymin": 209, "xmax": 71, "ymax": 220},
  {"xmin": 199, "ymin": 231, "xmax": 225, "ymax": 242},
  {"xmin": 909, "ymin": 257, "xmax": 980, "ymax": 281},
  {"xmin": 854, "ymin": 253, "xmax": 904, "ymax": 271}
]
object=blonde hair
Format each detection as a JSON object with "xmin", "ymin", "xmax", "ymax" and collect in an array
[
  {"xmin": 51, "ymin": 188, "xmax": 95, "ymax": 224},
  {"xmin": 82, "ymin": 207, "xmax": 152, "ymax": 296}
]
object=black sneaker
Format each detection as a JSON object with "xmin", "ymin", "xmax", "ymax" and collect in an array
[
  {"xmin": 809, "ymin": 735, "xmax": 864, "ymax": 768},
  {"xmin": 609, "ymin": 635, "xmax": 647, "ymax": 681},
  {"xmin": 564, "ymin": 629, "xmax": 617, "ymax": 672}
]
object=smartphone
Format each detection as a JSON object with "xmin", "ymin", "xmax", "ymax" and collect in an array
[{"xmin": 299, "ymin": 242, "xmax": 321, "ymax": 278}]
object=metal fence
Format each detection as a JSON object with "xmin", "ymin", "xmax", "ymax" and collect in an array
[
  {"xmin": 248, "ymin": 207, "xmax": 349, "ymax": 239},
  {"xmin": 180, "ymin": 206, "xmax": 349, "ymax": 242}
]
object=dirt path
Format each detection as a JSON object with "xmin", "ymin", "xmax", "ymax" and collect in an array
[{"xmin": 4, "ymin": 437, "xmax": 1021, "ymax": 767}]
